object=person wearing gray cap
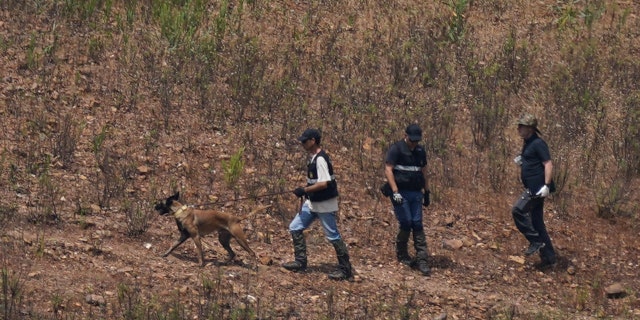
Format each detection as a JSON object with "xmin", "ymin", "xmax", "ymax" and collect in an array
[
  {"xmin": 512, "ymin": 113, "xmax": 557, "ymax": 268},
  {"xmin": 282, "ymin": 128, "xmax": 354, "ymax": 281},
  {"xmin": 383, "ymin": 124, "xmax": 432, "ymax": 276}
]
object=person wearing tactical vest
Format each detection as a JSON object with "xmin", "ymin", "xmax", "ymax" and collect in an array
[
  {"xmin": 512, "ymin": 114, "xmax": 557, "ymax": 269},
  {"xmin": 384, "ymin": 124, "xmax": 432, "ymax": 276},
  {"xmin": 282, "ymin": 128, "xmax": 354, "ymax": 281}
]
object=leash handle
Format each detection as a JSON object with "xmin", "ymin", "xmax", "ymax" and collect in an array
[{"xmin": 298, "ymin": 197, "xmax": 304, "ymax": 214}]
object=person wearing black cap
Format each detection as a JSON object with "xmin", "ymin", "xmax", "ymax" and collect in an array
[
  {"xmin": 512, "ymin": 113, "xmax": 557, "ymax": 268},
  {"xmin": 282, "ymin": 128, "xmax": 354, "ymax": 281},
  {"xmin": 383, "ymin": 124, "xmax": 431, "ymax": 276}
]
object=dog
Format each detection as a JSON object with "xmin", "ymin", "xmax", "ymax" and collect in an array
[{"xmin": 155, "ymin": 192, "xmax": 263, "ymax": 267}]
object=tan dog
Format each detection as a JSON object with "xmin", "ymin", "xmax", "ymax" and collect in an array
[{"xmin": 155, "ymin": 192, "xmax": 263, "ymax": 266}]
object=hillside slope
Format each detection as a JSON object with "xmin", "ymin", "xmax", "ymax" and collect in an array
[{"xmin": 1, "ymin": 1, "xmax": 639, "ymax": 319}]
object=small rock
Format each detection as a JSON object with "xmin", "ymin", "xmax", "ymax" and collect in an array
[
  {"xmin": 85, "ymin": 294, "xmax": 105, "ymax": 306},
  {"xmin": 508, "ymin": 255, "xmax": 525, "ymax": 264},
  {"xmin": 90, "ymin": 204, "xmax": 101, "ymax": 214},
  {"xmin": 93, "ymin": 230, "xmax": 112, "ymax": 238},
  {"xmin": 443, "ymin": 239, "xmax": 464, "ymax": 250},
  {"xmin": 567, "ymin": 265, "xmax": 576, "ymax": 275},
  {"xmin": 137, "ymin": 165, "xmax": 150, "ymax": 174},
  {"xmin": 259, "ymin": 256, "xmax": 273, "ymax": 265},
  {"xmin": 279, "ymin": 279, "xmax": 293, "ymax": 288},
  {"xmin": 434, "ymin": 311, "xmax": 448, "ymax": 319},
  {"xmin": 444, "ymin": 216, "xmax": 455, "ymax": 227},
  {"xmin": 604, "ymin": 283, "xmax": 626, "ymax": 299},
  {"xmin": 460, "ymin": 236, "xmax": 474, "ymax": 247},
  {"xmin": 118, "ymin": 267, "xmax": 133, "ymax": 274}
]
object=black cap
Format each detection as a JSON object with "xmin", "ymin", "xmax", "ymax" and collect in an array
[
  {"xmin": 405, "ymin": 124, "xmax": 422, "ymax": 141},
  {"xmin": 298, "ymin": 128, "xmax": 321, "ymax": 142}
]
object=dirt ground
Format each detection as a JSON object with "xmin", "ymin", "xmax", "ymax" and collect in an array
[{"xmin": 1, "ymin": 1, "xmax": 640, "ymax": 319}]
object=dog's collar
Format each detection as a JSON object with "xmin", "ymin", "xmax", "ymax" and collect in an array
[{"xmin": 172, "ymin": 205, "xmax": 189, "ymax": 219}]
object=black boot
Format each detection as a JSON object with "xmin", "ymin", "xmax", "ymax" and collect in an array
[
  {"xmin": 282, "ymin": 231, "xmax": 307, "ymax": 272},
  {"xmin": 413, "ymin": 230, "xmax": 431, "ymax": 276},
  {"xmin": 328, "ymin": 239, "xmax": 354, "ymax": 281},
  {"xmin": 396, "ymin": 229, "xmax": 414, "ymax": 267}
]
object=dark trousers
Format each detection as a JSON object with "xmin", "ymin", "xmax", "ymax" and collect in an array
[{"xmin": 512, "ymin": 191, "xmax": 556, "ymax": 261}]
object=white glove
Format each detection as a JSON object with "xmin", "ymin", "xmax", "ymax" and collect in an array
[
  {"xmin": 392, "ymin": 193, "xmax": 404, "ymax": 204},
  {"xmin": 536, "ymin": 185, "xmax": 550, "ymax": 198},
  {"xmin": 513, "ymin": 155, "xmax": 522, "ymax": 166}
]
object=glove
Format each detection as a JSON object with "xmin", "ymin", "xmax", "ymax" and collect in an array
[
  {"xmin": 535, "ymin": 185, "xmax": 550, "ymax": 198},
  {"xmin": 392, "ymin": 193, "xmax": 403, "ymax": 205},
  {"xmin": 513, "ymin": 155, "xmax": 522, "ymax": 166},
  {"xmin": 423, "ymin": 190, "xmax": 430, "ymax": 207},
  {"xmin": 293, "ymin": 187, "xmax": 306, "ymax": 198}
]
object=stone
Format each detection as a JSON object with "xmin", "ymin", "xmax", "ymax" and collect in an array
[
  {"xmin": 604, "ymin": 283, "xmax": 626, "ymax": 299},
  {"xmin": 85, "ymin": 294, "xmax": 105, "ymax": 306},
  {"xmin": 259, "ymin": 256, "xmax": 273, "ymax": 265},
  {"xmin": 443, "ymin": 239, "xmax": 464, "ymax": 250},
  {"xmin": 508, "ymin": 255, "xmax": 525, "ymax": 264}
]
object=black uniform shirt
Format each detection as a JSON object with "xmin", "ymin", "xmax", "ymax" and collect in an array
[{"xmin": 520, "ymin": 133, "xmax": 551, "ymax": 192}]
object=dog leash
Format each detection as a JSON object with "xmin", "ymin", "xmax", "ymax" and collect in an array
[{"xmin": 189, "ymin": 189, "xmax": 295, "ymax": 207}]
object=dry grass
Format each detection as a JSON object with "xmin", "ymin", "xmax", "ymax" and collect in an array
[{"xmin": 1, "ymin": 0, "xmax": 639, "ymax": 319}]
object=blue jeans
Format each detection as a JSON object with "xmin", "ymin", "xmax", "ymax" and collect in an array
[
  {"xmin": 392, "ymin": 190, "xmax": 424, "ymax": 232},
  {"xmin": 289, "ymin": 202, "xmax": 342, "ymax": 241}
]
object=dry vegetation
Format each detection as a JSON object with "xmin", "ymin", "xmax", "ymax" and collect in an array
[{"xmin": 1, "ymin": 0, "xmax": 640, "ymax": 319}]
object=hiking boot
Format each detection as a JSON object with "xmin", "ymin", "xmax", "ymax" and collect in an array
[
  {"xmin": 328, "ymin": 268, "xmax": 352, "ymax": 281},
  {"xmin": 282, "ymin": 260, "xmax": 307, "ymax": 272},
  {"xmin": 535, "ymin": 256, "xmax": 558, "ymax": 271},
  {"xmin": 416, "ymin": 259, "xmax": 431, "ymax": 276},
  {"xmin": 282, "ymin": 230, "xmax": 307, "ymax": 272},
  {"xmin": 396, "ymin": 230, "xmax": 414, "ymax": 267},
  {"xmin": 413, "ymin": 230, "xmax": 431, "ymax": 277},
  {"xmin": 524, "ymin": 242, "xmax": 545, "ymax": 256},
  {"xmin": 540, "ymin": 255, "xmax": 557, "ymax": 266},
  {"xmin": 399, "ymin": 257, "xmax": 415, "ymax": 267},
  {"xmin": 328, "ymin": 239, "xmax": 354, "ymax": 281}
]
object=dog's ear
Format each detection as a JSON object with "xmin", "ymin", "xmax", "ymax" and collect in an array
[{"xmin": 170, "ymin": 192, "xmax": 180, "ymax": 201}]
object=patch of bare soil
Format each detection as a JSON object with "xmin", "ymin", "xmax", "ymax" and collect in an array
[{"xmin": 1, "ymin": 1, "xmax": 640, "ymax": 320}]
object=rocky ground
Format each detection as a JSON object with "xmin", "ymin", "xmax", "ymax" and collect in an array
[
  {"xmin": 1, "ymin": 1, "xmax": 640, "ymax": 319},
  {"xmin": 2, "ymin": 174, "xmax": 639, "ymax": 319}
]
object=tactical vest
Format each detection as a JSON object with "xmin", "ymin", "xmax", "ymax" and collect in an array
[
  {"xmin": 306, "ymin": 150, "xmax": 339, "ymax": 202},
  {"xmin": 392, "ymin": 140, "xmax": 426, "ymax": 191}
]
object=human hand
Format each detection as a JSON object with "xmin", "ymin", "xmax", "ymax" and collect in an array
[
  {"xmin": 392, "ymin": 193, "xmax": 403, "ymax": 205},
  {"xmin": 293, "ymin": 187, "xmax": 306, "ymax": 198},
  {"xmin": 535, "ymin": 185, "xmax": 550, "ymax": 198},
  {"xmin": 422, "ymin": 190, "xmax": 430, "ymax": 207}
]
